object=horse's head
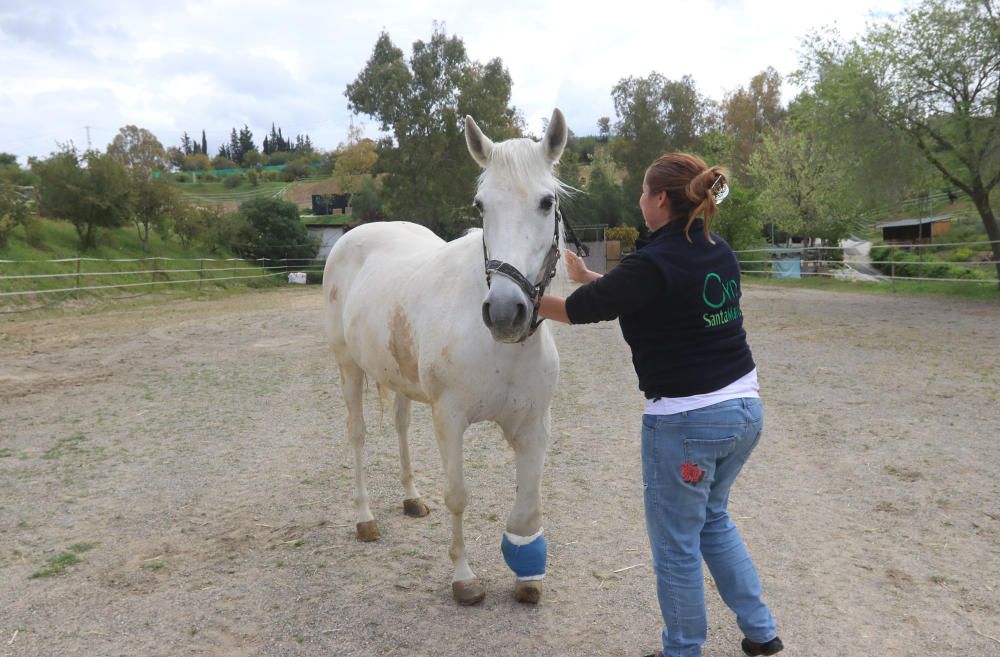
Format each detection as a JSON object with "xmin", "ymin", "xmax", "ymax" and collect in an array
[{"xmin": 465, "ymin": 108, "xmax": 568, "ymax": 343}]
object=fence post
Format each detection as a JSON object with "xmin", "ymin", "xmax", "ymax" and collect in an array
[
  {"xmin": 75, "ymin": 258, "xmax": 81, "ymax": 296},
  {"xmin": 891, "ymin": 260, "xmax": 896, "ymax": 293},
  {"xmin": 198, "ymin": 259, "xmax": 204, "ymax": 291}
]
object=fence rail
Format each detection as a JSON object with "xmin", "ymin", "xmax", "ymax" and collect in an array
[
  {"xmin": 0, "ymin": 256, "xmax": 327, "ymax": 303},
  {"xmin": 736, "ymin": 238, "xmax": 999, "ymax": 286},
  {"xmin": 2, "ymin": 238, "xmax": 998, "ymax": 311}
]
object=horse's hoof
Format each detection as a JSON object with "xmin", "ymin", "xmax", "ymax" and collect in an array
[
  {"xmin": 403, "ymin": 498, "xmax": 430, "ymax": 518},
  {"xmin": 514, "ymin": 580, "xmax": 542, "ymax": 604},
  {"xmin": 452, "ymin": 579, "xmax": 486, "ymax": 606},
  {"xmin": 356, "ymin": 520, "xmax": 380, "ymax": 542}
]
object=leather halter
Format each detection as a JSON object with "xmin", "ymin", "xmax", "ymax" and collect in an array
[{"xmin": 481, "ymin": 202, "xmax": 563, "ymax": 341}]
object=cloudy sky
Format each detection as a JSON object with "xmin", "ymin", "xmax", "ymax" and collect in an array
[{"xmin": 0, "ymin": 0, "xmax": 907, "ymax": 165}]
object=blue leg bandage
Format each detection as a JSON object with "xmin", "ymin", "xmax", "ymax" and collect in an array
[{"xmin": 501, "ymin": 529, "xmax": 547, "ymax": 581}]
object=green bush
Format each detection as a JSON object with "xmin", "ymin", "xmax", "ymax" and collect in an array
[
  {"xmin": 174, "ymin": 173, "xmax": 190, "ymax": 183},
  {"xmin": 237, "ymin": 197, "xmax": 317, "ymax": 266},
  {"xmin": 199, "ymin": 173, "xmax": 218, "ymax": 183},
  {"xmin": 222, "ymin": 173, "xmax": 244, "ymax": 189},
  {"xmin": 282, "ymin": 159, "xmax": 311, "ymax": 182},
  {"xmin": 606, "ymin": 226, "xmax": 639, "ymax": 249},
  {"xmin": 306, "ymin": 271, "xmax": 324, "ymax": 284},
  {"xmin": 870, "ymin": 245, "xmax": 984, "ymax": 280}
]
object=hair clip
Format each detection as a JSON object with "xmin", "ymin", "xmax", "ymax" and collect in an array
[{"xmin": 710, "ymin": 174, "xmax": 729, "ymax": 205}]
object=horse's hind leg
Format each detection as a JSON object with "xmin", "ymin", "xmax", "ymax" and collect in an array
[
  {"xmin": 339, "ymin": 360, "xmax": 379, "ymax": 542},
  {"xmin": 394, "ymin": 393, "xmax": 430, "ymax": 518}
]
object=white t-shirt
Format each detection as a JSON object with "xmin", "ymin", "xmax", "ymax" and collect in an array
[{"xmin": 644, "ymin": 368, "xmax": 759, "ymax": 416}]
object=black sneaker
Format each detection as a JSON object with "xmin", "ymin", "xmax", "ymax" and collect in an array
[{"xmin": 741, "ymin": 636, "xmax": 784, "ymax": 656}]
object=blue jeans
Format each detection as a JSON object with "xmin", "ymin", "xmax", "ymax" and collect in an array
[{"xmin": 641, "ymin": 397, "xmax": 776, "ymax": 657}]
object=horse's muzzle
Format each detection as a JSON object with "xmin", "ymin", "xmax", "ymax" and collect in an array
[{"xmin": 482, "ymin": 287, "xmax": 531, "ymax": 343}]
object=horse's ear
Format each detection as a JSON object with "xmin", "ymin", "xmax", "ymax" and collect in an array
[
  {"xmin": 542, "ymin": 108, "xmax": 568, "ymax": 165},
  {"xmin": 465, "ymin": 115, "xmax": 494, "ymax": 168}
]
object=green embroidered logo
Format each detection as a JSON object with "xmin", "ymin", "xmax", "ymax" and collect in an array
[{"xmin": 702, "ymin": 272, "xmax": 742, "ymax": 327}]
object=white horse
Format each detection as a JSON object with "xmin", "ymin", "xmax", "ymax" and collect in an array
[{"xmin": 322, "ymin": 109, "xmax": 569, "ymax": 605}]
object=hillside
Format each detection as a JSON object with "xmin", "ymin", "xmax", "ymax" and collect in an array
[
  {"xmin": 169, "ymin": 175, "xmax": 344, "ymax": 213},
  {"xmin": 0, "ymin": 216, "xmax": 282, "ymax": 310}
]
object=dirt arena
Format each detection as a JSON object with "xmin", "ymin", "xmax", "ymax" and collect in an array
[{"xmin": 1, "ymin": 284, "xmax": 998, "ymax": 657}]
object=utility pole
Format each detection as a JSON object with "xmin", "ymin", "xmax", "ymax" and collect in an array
[{"xmin": 83, "ymin": 125, "xmax": 93, "ymax": 150}]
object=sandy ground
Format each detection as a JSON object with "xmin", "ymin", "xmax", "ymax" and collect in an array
[{"xmin": 1, "ymin": 285, "xmax": 998, "ymax": 657}]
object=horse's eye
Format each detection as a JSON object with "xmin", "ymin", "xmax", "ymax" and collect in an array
[
  {"xmin": 473, "ymin": 199, "xmax": 484, "ymax": 214},
  {"xmin": 539, "ymin": 196, "xmax": 554, "ymax": 213}
]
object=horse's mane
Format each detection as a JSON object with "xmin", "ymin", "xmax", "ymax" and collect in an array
[{"xmin": 477, "ymin": 138, "xmax": 573, "ymax": 198}]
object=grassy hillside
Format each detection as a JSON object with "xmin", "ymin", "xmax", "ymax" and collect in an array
[
  {"xmin": 169, "ymin": 175, "xmax": 339, "ymax": 213},
  {"xmin": 176, "ymin": 180, "xmax": 289, "ymax": 201},
  {"xmin": 0, "ymin": 216, "xmax": 284, "ymax": 312}
]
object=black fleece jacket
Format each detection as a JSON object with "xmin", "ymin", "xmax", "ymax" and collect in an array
[{"xmin": 565, "ymin": 218, "xmax": 755, "ymax": 399}]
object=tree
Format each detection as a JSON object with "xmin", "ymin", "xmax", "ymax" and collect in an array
[
  {"xmin": 333, "ymin": 125, "xmax": 378, "ymax": 194},
  {"xmin": 0, "ymin": 153, "xmax": 35, "ymax": 186},
  {"xmin": 32, "ymin": 147, "xmax": 131, "ymax": 250},
  {"xmin": 166, "ymin": 146, "xmax": 186, "ymax": 170},
  {"xmin": 556, "ymin": 150, "xmax": 583, "ymax": 190},
  {"xmin": 107, "ymin": 126, "xmax": 175, "ymax": 252},
  {"xmin": 130, "ymin": 178, "xmax": 183, "ymax": 252},
  {"xmin": 748, "ymin": 128, "xmax": 860, "ymax": 245},
  {"xmin": 799, "ymin": 0, "xmax": 1000, "ymax": 282},
  {"xmin": 201, "ymin": 130, "xmax": 208, "ymax": 157},
  {"xmin": 712, "ymin": 186, "xmax": 765, "ymax": 256},
  {"xmin": 562, "ymin": 148, "xmax": 633, "ymax": 230},
  {"xmin": 722, "ymin": 68, "xmax": 785, "ymax": 180},
  {"xmin": 237, "ymin": 197, "xmax": 316, "ymax": 266},
  {"xmin": 281, "ymin": 158, "xmax": 312, "ymax": 181},
  {"xmin": 173, "ymin": 205, "xmax": 248, "ymax": 253},
  {"xmin": 107, "ymin": 125, "xmax": 167, "ymax": 178},
  {"xmin": 237, "ymin": 125, "xmax": 257, "ymax": 165},
  {"xmin": 183, "ymin": 153, "xmax": 211, "ymax": 171},
  {"xmin": 345, "ymin": 26, "xmax": 520, "ymax": 238},
  {"xmin": 212, "ymin": 154, "xmax": 238, "ymax": 170},
  {"xmin": 611, "ymin": 73, "xmax": 716, "ymax": 194},
  {"xmin": 0, "ymin": 183, "xmax": 32, "ymax": 248},
  {"xmin": 349, "ymin": 175, "xmax": 388, "ymax": 221},
  {"xmin": 597, "ymin": 117, "xmax": 611, "ymax": 142}
]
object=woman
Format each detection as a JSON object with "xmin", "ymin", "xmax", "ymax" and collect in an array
[{"xmin": 539, "ymin": 153, "xmax": 782, "ymax": 657}]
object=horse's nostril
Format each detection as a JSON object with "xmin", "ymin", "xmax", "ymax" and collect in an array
[
  {"xmin": 482, "ymin": 302, "xmax": 493, "ymax": 328},
  {"xmin": 514, "ymin": 302, "xmax": 526, "ymax": 324}
]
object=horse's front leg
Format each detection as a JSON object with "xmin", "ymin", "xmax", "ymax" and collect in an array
[
  {"xmin": 432, "ymin": 404, "xmax": 484, "ymax": 605},
  {"xmin": 502, "ymin": 411, "xmax": 550, "ymax": 604}
]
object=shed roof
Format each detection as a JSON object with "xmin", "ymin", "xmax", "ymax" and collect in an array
[
  {"xmin": 878, "ymin": 215, "xmax": 953, "ymax": 229},
  {"xmin": 304, "ymin": 222, "xmax": 349, "ymax": 229}
]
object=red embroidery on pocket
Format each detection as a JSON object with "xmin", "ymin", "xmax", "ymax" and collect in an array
[{"xmin": 680, "ymin": 462, "xmax": 704, "ymax": 484}]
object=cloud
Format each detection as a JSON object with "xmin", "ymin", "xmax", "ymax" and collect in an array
[{"xmin": 0, "ymin": 0, "xmax": 908, "ymax": 164}]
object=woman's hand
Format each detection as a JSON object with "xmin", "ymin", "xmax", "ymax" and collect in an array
[{"xmin": 565, "ymin": 249, "xmax": 601, "ymax": 283}]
